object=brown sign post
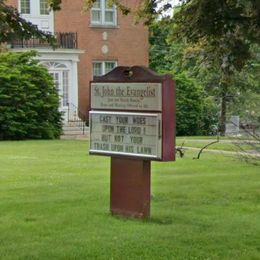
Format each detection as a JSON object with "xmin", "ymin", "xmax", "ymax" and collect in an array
[{"xmin": 89, "ymin": 66, "xmax": 175, "ymax": 218}]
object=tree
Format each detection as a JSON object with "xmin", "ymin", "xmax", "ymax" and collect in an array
[
  {"xmin": 149, "ymin": 18, "xmax": 185, "ymax": 72},
  {"xmin": 0, "ymin": 51, "xmax": 62, "ymax": 140},
  {"xmin": 1, "ymin": 0, "xmax": 259, "ymax": 135},
  {"xmin": 174, "ymin": 72, "xmax": 218, "ymax": 136},
  {"xmin": 171, "ymin": 0, "xmax": 260, "ymax": 135},
  {"xmin": 0, "ymin": 0, "xmax": 62, "ymax": 44},
  {"xmin": 149, "ymin": 19, "xmax": 219, "ymax": 135},
  {"xmin": 228, "ymin": 48, "xmax": 260, "ymax": 126},
  {"xmin": 147, "ymin": 0, "xmax": 260, "ymax": 135}
]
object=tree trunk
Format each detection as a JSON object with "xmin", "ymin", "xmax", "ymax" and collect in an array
[
  {"xmin": 219, "ymin": 96, "xmax": 227, "ymax": 136},
  {"xmin": 219, "ymin": 74, "xmax": 229, "ymax": 136}
]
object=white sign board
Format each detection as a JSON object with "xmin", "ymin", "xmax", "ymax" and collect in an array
[
  {"xmin": 90, "ymin": 111, "xmax": 162, "ymax": 159},
  {"xmin": 91, "ymin": 82, "xmax": 162, "ymax": 111}
]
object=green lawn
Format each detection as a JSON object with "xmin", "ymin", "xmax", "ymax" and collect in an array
[
  {"xmin": 176, "ymin": 137, "xmax": 259, "ymax": 152},
  {"xmin": 0, "ymin": 140, "xmax": 259, "ymax": 259}
]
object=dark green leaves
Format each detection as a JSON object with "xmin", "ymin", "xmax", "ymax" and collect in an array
[{"xmin": 0, "ymin": 52, "xmax": 62, "ymax": 140}]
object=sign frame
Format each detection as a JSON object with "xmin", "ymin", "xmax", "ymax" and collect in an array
[
  {"xmin": 88, "ymin": 66, "xmax": 176, "ymax": 218},
  {"xmin": 89, "ymin": 66, "xmax": 176, "ymax": 161}
]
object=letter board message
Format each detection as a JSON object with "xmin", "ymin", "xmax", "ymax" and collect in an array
[{"xmin": 90, "ymin": 111, "xmax": 162, "ymax": 159}]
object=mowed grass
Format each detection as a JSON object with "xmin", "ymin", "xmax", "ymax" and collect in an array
[
  {"xmin": 176, "ymin": 137, "xmax": 259, "ymax": 152},
  {"xmin": 0, "ymin": 140, "xmax": 259, "ymax": 259}
]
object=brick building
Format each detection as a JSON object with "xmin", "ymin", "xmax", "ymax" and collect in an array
[{"xmin": 7, "ymin": 0, "xmax": 149, "ymax": 122}]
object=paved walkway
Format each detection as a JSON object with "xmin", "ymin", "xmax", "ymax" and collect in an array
[
  {"xmin": 182, "ymin": 146, "xmax": 260, "ymax": 158},
  {"xmin": 179, "ymin": 139, "xmax": 259, "ymax": 144}
]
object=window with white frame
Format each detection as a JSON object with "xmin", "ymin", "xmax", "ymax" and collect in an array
[
  {"xmin": 92, "ymin": 61, "xmax": 117, "ymax": 77},
  {"xmin": 40, "ymin": 0, "xmax": 49, "ymax": 15},
  {"xmin": 62, "ymin": 71, "xmax": 69, "ymax": 107},
  {"xmin": 91, "ymin": 0, "xmax": 117, "ymax": 26},
  {"xmin": 20, "ymin": 0, "xmax": 30, "ymax": 14}
]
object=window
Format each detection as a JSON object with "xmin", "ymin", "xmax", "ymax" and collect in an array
[
  {"xmin": 105, "ymin": 62, "xmax": 116, "ymax": 74},
  {"xmin": 40, "ymin": 0, "xmax": 49, "ymax": 15},
  {"xmin": 93, "ymin": 62, "xmax": 103, "ymax": 77},
  {"xmin": 20, "ymin": 0, "xmax": 30, "ymax": 14},
  {"xmin": 91, "ymin": 0, "xmax": 117, "ymax": 26},
  {"xmin": 44, "ymin": 62, "xmax": 69, "ymax": 108},
  {"xmin": 62, "ymin": 71, "xmax": 69, "ymax": 107},
  {"xmin": 92, "ymin": 61, "xmax": 117, "ymax": 77}
]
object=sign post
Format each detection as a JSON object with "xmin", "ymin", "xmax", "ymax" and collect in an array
[{"xmin": 89, "ymin": 66, "xmax": 175, "ymax": 218}]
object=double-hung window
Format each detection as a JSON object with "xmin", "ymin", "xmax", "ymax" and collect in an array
[
  {"xmin": 40, "ymin": 0, "xmax": 49, "ymax": 15},
  {"xmin": 91, "ymin": 0, "xmax": 117, "ymax": 26},
  {"xmin": 20, "ymin": 0, "xmax": 50, "ymax": 15},
  {"xmin": 92, "ymin": 61, "xmax": 117, "ymax": 77},
  {"xmin": 20, "ymin": 0, "xmax": 30, "ymax": 14}
]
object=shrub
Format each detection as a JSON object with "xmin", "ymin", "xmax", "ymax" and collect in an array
[
  {"xmin": 0, "ymin": 51, "xmax": 62, "ymax": 140},
  {"xmin": 167, "ymin": 72, "xmax": 218, "ymax": 136}
]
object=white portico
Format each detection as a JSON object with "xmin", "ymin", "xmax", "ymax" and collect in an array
[
  {"xmin": 10, "ymin": 47, "xmax": 84, "ymax": 121},
  {"xmin": 11, "ymin": 0, "xmax": 85, "ymax": 122},
  {"xmin": 39, "ymin": 49, "xmax": 84, "ymax": 120}
]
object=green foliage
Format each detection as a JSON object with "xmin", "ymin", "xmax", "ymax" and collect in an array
[
  {"xmin": 183, "ymin": 43, "xmax": 260, "ymax": 127},
  {"xmin": 150, "ymin": 20, "xmax": 218, "ymax": 136},
  {"xmin": 150, "ymin": 4, "xmax": 260, "ymax": 134},
  {"xmin": 166, "ymin": 72, "xmax": 218, "ymax": 136},
  {"xmin": 171, "ymin": 0, "xmax": 260, "ymax": 134},
  {"xmin": 0, "ymin": 0, "xmax": 56, "ymax": 44},
  {"xmin": 174, "ymin": 73, "xmax": 203, "ymax": 136},
  {"xmin": 160, "ymin": 72, "xmax": 218, "ymax": 136},
  {"xmin": 227, "ymin": 46, "xmax": 260, "ymax": 125},
  {"xmin": 48, "ymin": 0, "xmax": 62, "ymax": 11},
  {"xmin": 0, "ymin": 51, "xmax": 62, "ymax": 140}
]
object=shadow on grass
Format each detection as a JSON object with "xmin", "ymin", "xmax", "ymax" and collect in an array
[
  {"xmin": 108, "ymin": 213, "xmax": 173, "ymax": 225},
  {"xmin": 144, "ymin": 216, "xmax": 173, "ymax": 225}
]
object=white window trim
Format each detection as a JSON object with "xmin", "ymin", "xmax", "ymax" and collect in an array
[
  {"xmin": 19, "ymin": 0, "xmax": 31, "ymax": 14},
  {"xmin": 40, "ymin": 0, "xmax": 50, "ymax": 16},
  {"xmin": 19, "ymin": 0, "xmax": 51, "ymax": 17},
  {"xmin": 91, "ymin": 0, "xmax": 117, "ymax": 27},
  {"xmin": 92, "ymin": 60, "xmax": 118, "ymax": 77}
]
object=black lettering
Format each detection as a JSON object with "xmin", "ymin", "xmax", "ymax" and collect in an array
[
  {"xmin": 137, "ymin": 146, "xmax": 152, "ymax": 155},
  {"xmin": 116, "ymin": 126, "xmax": 127, "ymax": 134},
  {"xmin": 116, "ymin": 116, "xmax": 128, "ymax": 124},
  {"xmin": 133, "ymin": 117, "xmax": 146, "ymax": 125},
  {"xmin": 127, "ymin": 126, "xmax": 141, "ymax": 135},
  {"xmin": 130, "ymin": 136, "xmax": 143, "ymax": 144},
  {"xmin": 111, "ymin": 144, "xmax": 124, "ymax": 152},
  {"xmin": 94, "ymin": 142, "xmax": 109, "ymax": 150},
  {"xmin": 101, "ymin": 134, "xmax": 111, "ymax": 142},
  {"xmin": 100, "ymin": 115, "xmax": 112, "ymax": 123},
  {"xmin": 102, "ymin": 86, "xmax": 114, "ymax": 97},
  {"xmin": 114, "ymin": 135, "xmax": 124, "ymax": 142},
  {"xmin": 125, "ymin": 145, "xmax": 134, "ymax": 153},
  {"xmin": 102, "ymin": 125, "xmax": 114, "ymax": 133}
]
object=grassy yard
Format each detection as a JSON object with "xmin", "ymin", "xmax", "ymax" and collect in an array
[
  {"xmin": 0, "ymin": 140, "xmax": 259, "ymax": 259},
  {"xmin": 176, "ymin": 137, "xmax": 259, "ymax": 152}
]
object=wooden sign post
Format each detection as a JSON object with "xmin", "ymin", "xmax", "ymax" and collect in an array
[{"xmin": 89, "ymin": 66, "xmax": 175, "ymax": 218}]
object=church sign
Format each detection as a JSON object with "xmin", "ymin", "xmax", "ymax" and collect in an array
[{"xmin": 89, "ymin": 66, "xmax": 176, "ymax": 218}]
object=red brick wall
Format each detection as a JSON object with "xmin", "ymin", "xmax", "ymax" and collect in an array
[
  {"xmin": 6, "ymin": 0, "xmax": 149, "ymax": 117},
  {"xmin": 7, "ymin": 0, "xmax": 17, "ymax": 7},
  {"xmin": 54, "ymin": 0, "xmax": 149, "ymax": 116}
]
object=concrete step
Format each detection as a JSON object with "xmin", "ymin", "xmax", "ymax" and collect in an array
[
  {"xmin": 61, "ymin": 122, "xmax": 89, "ymax": 140},
  {"xmin": 63, "ymin": 122, "xmax": 86, "ymax": 127},
  {"xmin": 60, "ymin": 134, "xmax": 89, "ymax": 140},
  {"xmin": 63, "ymin": 126, "xmax": 86, "ymax": 132},
  {"xmin": 63, "ymin": 130, "xmax": 85, "ymax": 135}
]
